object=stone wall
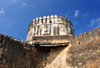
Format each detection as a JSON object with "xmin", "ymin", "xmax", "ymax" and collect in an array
[
  {"xmin": 66, "ymin": 27, "xmax": 100, "ymax": 68},
  {"xmin": 70, "ymin": 27, "xmax": 100, "ymax": 46},
  {"xmin": 26, "ymin": 15, "xmax": 75, "ymax": 41},
  {"xmin": 66, "ymin": 38, "xmax": 100, "ymax": 68},
  {"xmin": 43, "ymin": 27, "xmax": 100, "ymax": 68},
  {"xmin": 0, "ymin": 27, "xmax": 100, "ymax": 68},
  {"xmin": 0, "ymin": 34, "xmax": 46, "ymax": 68}
]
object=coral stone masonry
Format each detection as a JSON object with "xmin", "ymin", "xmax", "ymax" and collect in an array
[
  {"xmin": 26, "ymin": 15, "xmax": 75, "ymax": 45},
  {"xmin": 0, "ymin": 15, "xmax": 100, "ymax": 68}
]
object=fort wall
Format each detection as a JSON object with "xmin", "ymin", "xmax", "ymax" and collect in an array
[
  {"xmin": 70, "ymin": 27, "xmax": 100, "ymax": 46},
  {"xmin": 66, "ymin": 27, "xmax": 100, "ymax": 68},
  {"xmin": 1, "ymin": 27, "xmax": 100, "ymax": 68},
  {"xmin": 0, "ymin": 34, "xmax": 46, "ymax": 68},
  {"xmin": 44, "ymin": 27, "xmax": 100, "ymax": 68}
]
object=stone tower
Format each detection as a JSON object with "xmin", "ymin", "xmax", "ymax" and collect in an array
[{"xmin": 26, "ymin": 15, "xmax": 75, "ymax": 44}]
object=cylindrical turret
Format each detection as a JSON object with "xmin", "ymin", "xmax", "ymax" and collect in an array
[{"xmin": 26, "ymin": 15, "xmax": 75, "ymax": 41}]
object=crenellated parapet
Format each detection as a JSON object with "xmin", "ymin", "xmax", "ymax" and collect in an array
[
  {"xmin": 26, "ymin": 15, "xmax": 75, "ymax": 42},
  {"xmin": 28, "ymin": 15, "xmax": 73, "ymax": 31},
  {"xmin": 0, "ymin": 34, "xmax": 26, "ymax": 46},
  {"xmin": 70, "ymin": 27, "xmax": 100, "ymax": 46}
]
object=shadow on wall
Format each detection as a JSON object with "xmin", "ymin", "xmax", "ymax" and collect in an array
[{"xmin": 39, "ymin": 46, "xmax": 68, "ymax": 67}]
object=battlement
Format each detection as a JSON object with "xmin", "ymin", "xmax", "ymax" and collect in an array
[
  {"xmin": 0, "ymin": 34, "xmax": 26, "ymax": 45},
  {"xmin": 1, "ymin": 27, "xmax": 100, "ymax": 47},
  {"xmin": 32, "ymin": 15, "xmax": 69, "ymax": 24},
  {"xmin": 1, "ymin": 13, "xmax": 100, "ymax": 67},
  {"xmin": 1, "ymin": 15, "xmax": 100, "ymax": 67},
  {"xmin": 28, "ymin": 15, "xmax": 73, "ymax": 32},
  {"xmin": 70, "ymin": 27, "xmax": 100, "ymax": 46},
  {"xmin": 27, "ymin": 15, "xmax": 75, "ymax": 41}
]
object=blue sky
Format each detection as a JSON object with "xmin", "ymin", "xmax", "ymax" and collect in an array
[{"xmin": 0, "ymin": 0, "xmax": 100, "ymax": 41}]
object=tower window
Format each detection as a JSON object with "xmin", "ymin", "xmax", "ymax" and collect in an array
[{"xmin": 50, "ymin": 21, "xmax": 52, "ymax": 23}]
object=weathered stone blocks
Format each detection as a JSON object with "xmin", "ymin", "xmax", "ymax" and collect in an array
[
  {"xmin": 93, "ymin": 28, "xmax": 99, "ymax": 39},
  {"xmin": 83, "ymin": 32, "xmax": 88, "ymax": 43},
  {"xmin": 1, "ymin": 26, "xmax": 100, "ymax": 68},
  {"xmin": 26, "ymin": 15, "xmax": 74, "ymax": 42},
  {"xmin": 79, "ymin": 33, "xmax": 84, "ymax": 45},
  {"xmin": 0, "ymin": 34, "xmax": 4, "ymax": 43},
  {"xmin": 75, "ymin": 35, "xmax": 79, "ymax": 45}
]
